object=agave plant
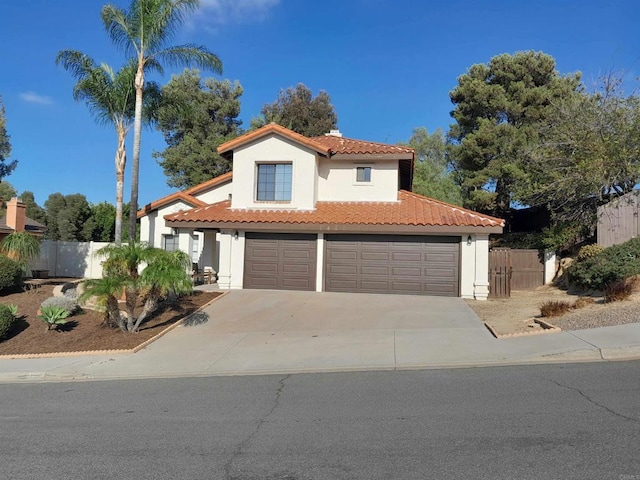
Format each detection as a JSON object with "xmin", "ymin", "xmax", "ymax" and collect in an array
[{"xmin": 38, "ymin": 305, "xmax": 70, "ymax": 331}]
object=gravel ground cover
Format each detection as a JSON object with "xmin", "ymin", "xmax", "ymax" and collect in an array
[{"xmin": 466, "ymin": 284, "xmax": 640, "ymax": 336}]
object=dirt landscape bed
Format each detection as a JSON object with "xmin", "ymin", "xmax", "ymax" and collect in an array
[
  {"xmin": 466, "ymin": 284, "xmax": 640, "ymax": 337},
  {"xmin": 0, "ymin": 281, "xmax": 221, "ymax": 356}
]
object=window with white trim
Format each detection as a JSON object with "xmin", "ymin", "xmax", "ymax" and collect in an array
[{"xmin": 256, "ymin": 163, "xmax": 292, "ymax": 201}]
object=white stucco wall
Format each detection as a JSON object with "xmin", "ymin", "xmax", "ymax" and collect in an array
[
  {"xmin": 317, "ymin": 159, "xmax": 399, "ymax": 202},
  {"xmin": 230, "ymin": 135, "xmax": 317, "ymax": 210},
  {"xmin": 460, "ymin": 233, "xmax": 490, "ymax": 300},
  {"xmin": 194, "ymin": 181, "xmax": 233, "ymax": 204}
]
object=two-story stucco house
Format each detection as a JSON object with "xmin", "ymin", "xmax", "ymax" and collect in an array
[{"xmin": 139, "ymin": 123, "xmax": 503, "ymax": 299}]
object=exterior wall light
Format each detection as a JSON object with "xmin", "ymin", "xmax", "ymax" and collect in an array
[
  {"xmin": 467, "ymin": 235, "xmax": 473, "ymax": 246},
  {"xmin": 234, "ymin": 230, "xmax": 239, "ymax": 240}
]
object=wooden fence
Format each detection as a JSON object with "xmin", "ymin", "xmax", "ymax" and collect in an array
[{"xmin": 489, "ymin": 248, "xmax": 545, "ymax": 298}]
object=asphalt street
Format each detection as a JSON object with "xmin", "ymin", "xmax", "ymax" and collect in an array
[{"xmin": 1, "ymin": 361, "xmax": 639, "ymax": 480}]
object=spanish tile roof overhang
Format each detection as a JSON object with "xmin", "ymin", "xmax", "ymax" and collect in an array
[
  {"xmin": 164, "ymin": 190, "xmax": 504, "ymax": 234},
  {"xmin": 137, "ymin": 171, "xmax": 233, "ymax": 218}
]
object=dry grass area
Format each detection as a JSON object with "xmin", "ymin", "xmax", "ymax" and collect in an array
[
  {"xmin": 467, "ymin": 283, "xmax": 640, "ymax": 337},
  {"xmin": 0, "ymin": 281, "xmax": 221, "ymax": 356}
]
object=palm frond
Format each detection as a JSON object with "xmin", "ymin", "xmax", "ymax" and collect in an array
[{"xmin": 153, "ymin": 45, "xmax": 222, "ymax": 74}]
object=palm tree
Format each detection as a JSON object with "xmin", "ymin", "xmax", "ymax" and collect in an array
[
  {"xmin": 55, "ymin": 51, "xmax": 160, "ymax": 245},
  {"xmin": 101, "ymin": 0, "xmax": 223, "ymax": 240},
  {"xmin": 81, "ymin": 242, "xmax": 192, "ymax": 332}
]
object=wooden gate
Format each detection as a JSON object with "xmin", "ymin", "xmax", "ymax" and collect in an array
[
  {"xmin": 489, "ymin": 248, "xmax": 511, "ymax": 298},
  {"xmin": 489, "ymin": 248, "xmax": 545, "ymax": 298}
]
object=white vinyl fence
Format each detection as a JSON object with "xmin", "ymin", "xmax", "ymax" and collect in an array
[{"xmin": 29, "ymin": 241, "xmax": 111, "ymax": 279}]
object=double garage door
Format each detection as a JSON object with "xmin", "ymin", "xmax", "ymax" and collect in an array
[{"xmin": 244, "ymin": 233, "xmax": 460, "ymax": 296}]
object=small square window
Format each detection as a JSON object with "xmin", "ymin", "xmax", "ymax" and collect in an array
[{"xmin": 356, "ymin": 166, "xmax": 372, "ymax": 183}]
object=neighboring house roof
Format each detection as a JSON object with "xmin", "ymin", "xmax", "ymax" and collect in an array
[
  {"xmin": 0, "ymin": 215, "xmax": 47, "ymax": 235},
  {"xmin": 164, "ymin": 190, "xmax": 504, "ymax": 232},
  {"xmin": 137, "ymin": 171, "xmax": 232, "ymax": 218}
]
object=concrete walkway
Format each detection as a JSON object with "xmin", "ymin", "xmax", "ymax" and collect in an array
[{"xmin": 2, "ymin": 289, "xmax": 640, "ymax": 383}]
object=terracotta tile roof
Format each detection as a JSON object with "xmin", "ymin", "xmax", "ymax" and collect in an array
[
  {"xmin": 218, "ymin": 123, "xmax": 331, "ymax": 156},
  {"xmin": 164, "ymin": 190, "xmax": 504, "ymax": 229},
  {"xmin": 311, "ymin": 135, "xmax": 414, "ymax": 156},
  {"xmin": 137, "ymin": 171, "xmax": 232, "ymax": 218}
]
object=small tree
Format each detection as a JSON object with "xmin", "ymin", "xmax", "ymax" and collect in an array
[{"xmin": 81, "ymin": 242, "xmax": 192, "ymax": 332}]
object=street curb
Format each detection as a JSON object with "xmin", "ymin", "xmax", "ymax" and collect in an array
[{"xmin": 0, "ymin": 291, "xmax": 227, "ymax": 360}]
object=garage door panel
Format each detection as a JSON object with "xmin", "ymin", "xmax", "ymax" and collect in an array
[
  {"xmin": 360, "ymin": 280, "xmax": 391, "ymax": 291},
  {"xmin": 361, "ymin": 266, "xmax": 390, "ymax": 276},
  {"xmin": 327, "ymin": 264, "xmax": 358, "ymax": 275},
  {"xmin": 361, "ymin": 251, "xmax": 390, "ymax": 261},
  {"xmin": 391, "ymin": 252, "xmax": 422, "ymax": 262},
  {"xmin": 282, "ymin": 264, "xmax": 312, "ymax": 274},
  {"xmin": 247, "ymin": 263, "xmax": 279, "ymax": 274},
  {"xmin": 391, "ymin": 281, "xmax": 423, "ymax": 292},
  {"xmin": 244, "ymin": 233, "xmax": 316, "ymax": 291},
  {"xmin": 325, "ymin": 235, "xmax": 459, "ymax": 296},
  {"xmin": 327, "ymin": 279, "xmax": 358, "ymax": 290},
  {"xmin": 329, "ymin": 251, "xmax": 358, "ymax": 261},
  {"xmin": 392, "ymin": 266, "xmax": 422, "ymax": 277}
]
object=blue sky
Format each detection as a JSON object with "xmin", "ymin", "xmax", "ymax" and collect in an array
[{"xmin": 0, "ymin": 0, "xmax": 638, "ymax": 209}]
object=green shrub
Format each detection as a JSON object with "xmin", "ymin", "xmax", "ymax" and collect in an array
[
  {"xmin": 568, "ymin": 238, "xmax": 640, "ymax": 290},
  {"xmin": 0, "ymin": 255, "xmax": 22, "ymax": 291},
  {"xmin": 38, "ymin": 305, "xmax": 70, "ymax": 330},
  {"xmin": 40, "ymin": 296, "xmax": 78, "ymax": 316},
  {"xmin": 577, "ymin": 244, "xmax": 605, "ymax": 261},
  {"xmin": 0, "ymin": 304, "xmax": 17, "ymax": 340}
]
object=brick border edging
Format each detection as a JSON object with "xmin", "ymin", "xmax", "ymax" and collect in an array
[
  {"xmin": 0, "ymin": 291, "xmax": 229, "ymax": 360},
  {"xmin": 484, "ymin": 318, "xmax": 561, "ymax": 339}
]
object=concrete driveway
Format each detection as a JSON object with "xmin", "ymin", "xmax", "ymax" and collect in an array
[{"xmin": 126, "ymin": 289, "xmax": 495, "ymax": 376}]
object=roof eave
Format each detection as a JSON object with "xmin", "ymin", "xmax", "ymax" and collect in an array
[{"xmin": 164, "ymin": 220, "xmax": 503, "ymax": 234}]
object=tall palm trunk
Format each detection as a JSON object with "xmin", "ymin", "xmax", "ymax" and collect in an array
[
  {"xmin": 115, "ymin": 125, "xmax": 127, "ymax": 245},
  {"xmin": 129, "ymin": 63, "xmax": 145, "ymax": 241}
]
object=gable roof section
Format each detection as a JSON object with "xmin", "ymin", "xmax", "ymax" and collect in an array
[
  {"xmin": 218, "ymin": 123, "xmax": 332, "ymax": 156},
  {"xmin": 164, "ymin": 190, "xmax": 504, "ymax": 231}
]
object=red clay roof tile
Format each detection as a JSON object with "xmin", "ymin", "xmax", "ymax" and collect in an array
[
  {"xmin": 311, "ymin": 135, "xmax": 414, "ymax": 156},
  {"xmin": 164, "ymin": 190, "xmax": 504, "ymax": 228}
]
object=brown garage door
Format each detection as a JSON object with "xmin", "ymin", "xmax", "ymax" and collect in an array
[
  {"xmin": 325, "ymin": 234, "xmax": 460, "ymax": 296},
  {"xmin": 244, "ymin": 232, "xmax": 317, "ymax": 291}
]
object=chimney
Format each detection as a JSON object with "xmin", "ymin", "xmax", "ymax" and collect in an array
[
  {"xmin": 326, "ymin": 129, "xmax": 342, "ymax": 137},
  {"xmin": 6, "ymin": 197, "xmax": 26, "ymax": 232}
]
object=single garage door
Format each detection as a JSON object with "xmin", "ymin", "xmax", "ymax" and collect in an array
[
  {"xmin": 244, "ymin": 232, "xmax": 317, "ymax": 291},
  {"xmin": 325, "ymin": 234, "xmax": 460, "ymax": 296}
]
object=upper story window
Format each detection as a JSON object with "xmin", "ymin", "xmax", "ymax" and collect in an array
[
  {"xmin": 355, "ymin": 166, "xmax": 372, "ymax": 183},
  {"xmin": 256, "ymin": 163, "xmax": 292, "ymax": 201}
]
